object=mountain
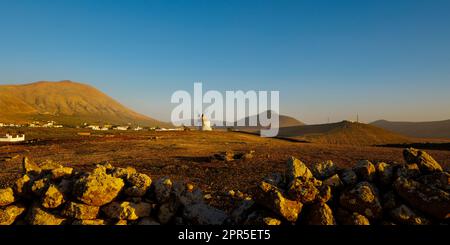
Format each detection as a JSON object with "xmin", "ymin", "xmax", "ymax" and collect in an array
[
  {"xmin": 234, "ymin": 110, "xmax": 304, "ymax": 129},
  {"xmin": 0, "ymin": 80, "xmax": 167, "ymax": 127},
  {"xmin": 276, "ymin": 120, "xmax": 412, "ymax": 145},
  {"xmin": 371, "ymin": 119, "xmax": 450, "ymax": 139},
  {"xmin": 175, "ymin": 111, "xmax": 304, "ymax": 129}
]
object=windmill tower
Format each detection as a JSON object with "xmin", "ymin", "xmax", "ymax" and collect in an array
[{"xmin": 200, "ymin": 114, "xmax": 212, "ymax": 131}]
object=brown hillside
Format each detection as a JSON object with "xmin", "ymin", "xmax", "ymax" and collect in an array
[
  {"xmin": 277, "ymin": 121, "xmax": 412, "ymax": 145},
  {"xmin": 0, "ymin": 80, "xmax": 167, "ymax": 127},
  {"xmin": 371, "ymin": 119, "xmax": 450, "ymax": 139},
  {"xmin": 233, "ymin": 110, "xmax": 304, "ymax": 130}
]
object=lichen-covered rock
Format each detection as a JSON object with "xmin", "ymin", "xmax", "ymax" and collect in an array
[
  {"xmin": 403, "ymin": 148, "xmax": 443, "ymax": 173},
  {"xmin": 57, "ymin": 178, "xmax": 73, "ymax": 195},
  {"xmin": 340, "ymin": 169, "xmax": 358, "ymax": 186},
  {"xmin": 241, "ymin": 151, "xmax": 254, "ymax": 160},
  {"xmin": 39, "ymin": 160, "xmax": 63, "ymax": 172},
  {"xmin": 255, "ymin": 181, "xmax": 302, "ymax": 222},
  {"xmin": 323, "ymin": 174, "xmax": 343, "ymax": 189},
  {"xmin": 263, "ymin": 217, "xmax": 281, "ymax": 225},
  {"xmin": 382, "ymin": 191, "xmax": 401, "ymax": 210},
  {"xmin": 153, "ymin": 177, "xmax": 173, "ymax": 203},
  {"xmin": 230, "ymin": 199, "xmax": 255, "ymax": 224},
  {"xmin": 287, "ymin": 177, "xmax": 319, "ymax": 204},
  {"xmin": 23, "ymin": 157, "xmax": 41, "ymax": 175},
  {"xmin": 97, "ymin": 162, "xmax": 114, "ymax": 170},
  {"xmin": 311, "ymin": 160, "xmax": 337, "ymax": 180},
  {"xmin": 109, "ymin": 167, "xmax": 137, "ymax": 179},
  {"xmin": 353, "ymin": 160, "xmax": 376, "ymax": 182},
  {"xmin": 30, "ymin": 177, "xmax": 50, "ymax": 197},
  {"xmin": 304, "ymin": 202, "xmax": 336, "ymax": 225},
  {"xmin": 286, "ymin": 156, "xmax": 313, "ymax": 183},
  {"xmin": 157, "ymin": 201, "xmax": 179, "ymax": 224},
  {"xmin": 390, "ymin": 204, "xmax": 431, "ymax": 225},
  {"xmin": 417, "ymin": 172, "xmax": 450, "ymax": 191},
  {"xmin": 395, "ymin": 164, "xmax": 421, "ymax": 179},
  {"xmin": 263, "ymin": 173, "xmax": 285, "ymax": 188},
  {"xmin": 14, "ymin": 174, "xmax": 32, "ymax": 197},
  {"xmin": 394, "ymin": 177, "xmax": 450, "ymax": 220},
  {"xmin": 73, "ymin": 168, "xmax": 124, "ymax": 206},
  {"xmin": 214, "ymin": 151, "xmax": 235, "ymax": 162},
  {"xmin": 0, "ymin": 188, "xmax": 15, "ymax": 206},
  {"xmin": 50, "ymin": 167, "xmax": 73, "ymax": 180},
  {"xmin": 72, "ymin": 219, "xmax": 105, "ymax": 225},
  {"xmin": 172, "ymin": 182, "xmax": 204, "ymax": 207},
  {"xmin": 233, "ymin": 151, "xmax": 254, "ymax": 161},
  {"xmin": 124, "ymin": 173, "xmax": 152, "ymax": 197},
  {"xmin": 375, "ymin": 162, "xmax": 394, "ymax": 187},
  {"xmin": 102, "ymin": 201, "xmax": 152, "ymax": 220},
  {"xmin": 27, "ymin": 206, "xmax": 66, "ymax": 225},
  {"xmin": 242, "ymin": 209, "xmax": 274, "ymax": 225},
  {"xmin": 0, "ymin": 204, "xmax": 26, "ymax": 225},
  {"xmin": 61, "ymin": 202, "xmax": 100, "ymax": 220},
  {"xmin": 182, "ymin": 203, "xmax": 228, "ymax": 225},
  {"xmin": 339, "ymin": 182, "xmax": 382, "ymax": 219},
  {"xmin": 114, "ymin": 219, "xmax": 128, "ymax": 225},
  {"xmin": 336, "ymin": 208, "xmax": 370, "ymax": 225},
  {"xmin": 317, "ymin": 185, "xmax": 332, "ymax": 203},
  {"xmin": 41, "ymin": 185, "xmax": 65, "ymax": 209}
]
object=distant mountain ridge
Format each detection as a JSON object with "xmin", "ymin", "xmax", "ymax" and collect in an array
[
  {"xmin": 234, "ymin": 110, "xmax": 304, "ymax": 129},
  {"xmin": 371, "ymin": 119, "xmax": 450, "ymax": 139},
  {"xmin": 0, "ymin": 80, "xmax": 167, "ymax": 127},
  {"xmin": 175, "ymin": 111, "xmax": 304, "ymax": 129}
]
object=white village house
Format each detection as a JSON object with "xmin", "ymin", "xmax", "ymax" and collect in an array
[
  {"xmin": 86, "ymin": 125, "xmax": 101, "ymax": 130},
  {"xmin": 114, "ymin": 126, "xmax": 129, "ymax": 131},
  {"xmin": 0, "ymin": 134, "xmax": 25, "ymax": 142}
]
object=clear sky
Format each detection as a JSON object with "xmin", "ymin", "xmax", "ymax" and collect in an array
[{"xmin": 0, "ymin": 0, "xmax": 449, "ymax": 124}]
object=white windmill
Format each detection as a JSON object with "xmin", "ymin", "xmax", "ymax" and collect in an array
[{"xmin": 200, "ymin": 113, "xmax": 212, "ymax": 131}]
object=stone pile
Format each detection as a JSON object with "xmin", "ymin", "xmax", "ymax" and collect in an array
[
  {"xmin": 0, "ymin": 158, "xmax": 227, "ymax": 225},
  {"xmin": 0, "ymin": 148, "xmax": 448, "ymax": 225},
  {"xmin": 231, "ymin": 148, "xmax": 449, "ymax": 225}
]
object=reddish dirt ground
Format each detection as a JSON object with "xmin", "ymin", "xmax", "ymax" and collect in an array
[{"xmin": 1, "ymin": 128, "xmax": 449, "ymax": 210}]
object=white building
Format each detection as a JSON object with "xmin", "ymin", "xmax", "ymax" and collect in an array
[
  {"xmin": 114, "ymin": 126, "xmax": 129, "ymax": 131},
  {"xmin": 155, "ymin": 127, "xmax": 183, "ymax": 132},
  {"xmin": 200, "ymin": 114, "xmax": 212, "ymax": 131},
  {"xmin": 87, "ymin": 125, "xmax": 101, "ymax": 130},
  {"xmin": 42, "ymin": 121, "xmax": 55, "ymax": 127},
  {"xmin": 0, "ymin": 134, "xmax": 25, "ymax": 142}
]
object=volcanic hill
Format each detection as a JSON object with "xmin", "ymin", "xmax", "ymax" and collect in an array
[
  {"xmin": 276, "ymin": 120, "xmax": 412, "ymax": 145},
  {"xmin": 0, "ymin": 80, "xmax": 166, "ymax": 127}
]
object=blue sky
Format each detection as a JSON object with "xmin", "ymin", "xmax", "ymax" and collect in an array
[{"xmin": 0, "ymin": 0, "xmax": 449, "ymax": 123}]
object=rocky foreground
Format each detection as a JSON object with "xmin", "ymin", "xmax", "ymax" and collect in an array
[{"xmin": 0, "ymin": 148, "xmax": 449, "ymax": 225}]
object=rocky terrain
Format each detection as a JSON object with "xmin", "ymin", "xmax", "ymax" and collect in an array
[{"xmin": 0, "ymin": 148, "xmax": 448, "ymax": 225}]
